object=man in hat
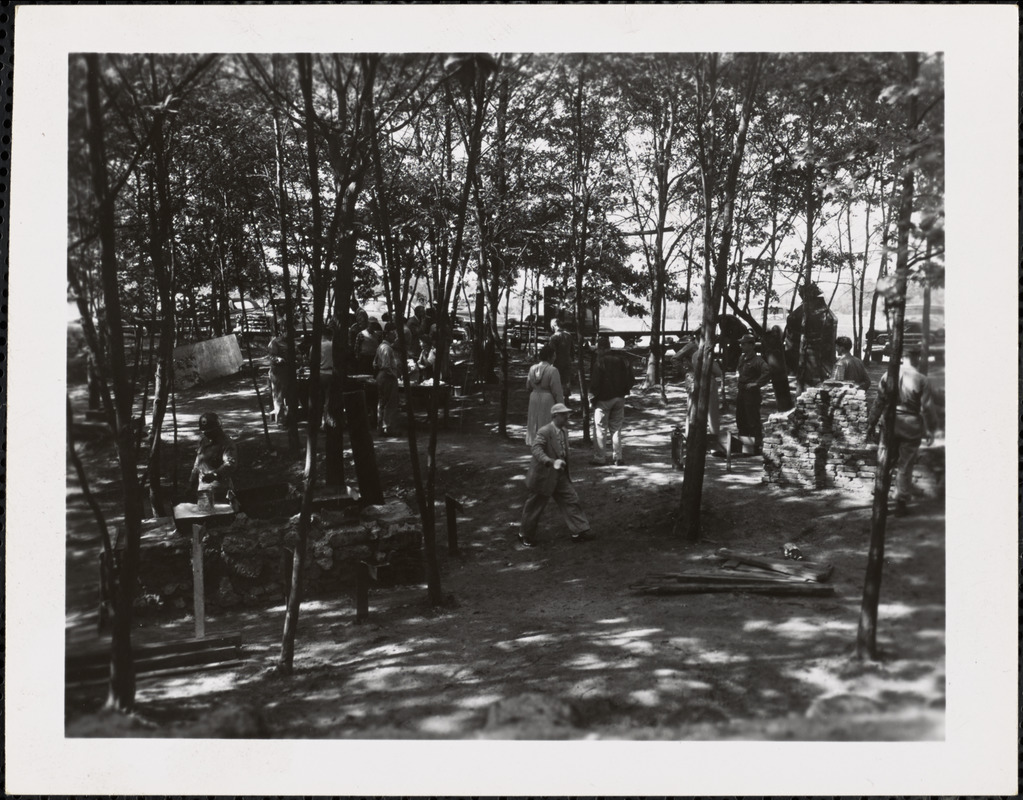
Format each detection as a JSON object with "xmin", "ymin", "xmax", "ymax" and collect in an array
[
  {"xmin": 189, "ymin": 412, "xmax": 238, "ymax": 503},
  {"xmin": 866, "ymin": 345, "xmax": 937, "ymax": 516},
  {"xmin": 736, "ymin": 334, "xmax": 771, "ymax": 454},
  {"xmin": 588, "ymin": 334, "xmax": 635, "ymax": 466},
  {"xmin": 519, "ymin": 402, "xmax": 592, "ymax": 547},
  {"xmin": 831, "ymin": 335, "xmax": 871, "ymax": 391}
]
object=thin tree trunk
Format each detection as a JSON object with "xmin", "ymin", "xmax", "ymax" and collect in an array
[
  {"xmin": 857, "ymin": 53, "xmax": 918, "ymax": 661},
  {"xmin": 85, "ymin": 54, "xmax": 145, "ymax": 712},
  {"xmin": 677, "ymin": 54, "xmax": 762, "ymax": 541}
]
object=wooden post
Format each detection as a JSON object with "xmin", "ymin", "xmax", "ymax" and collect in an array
[
  {"xmin": 343, "ymin": 390, "xmax": 384, "ymax": 505},
  {"xmin": 191, "ymin": 523, "xmax": 206, "ymax": 638},
  {"xmin": 445, "ymin": 494, "xmax": 463, "ymax": 555},
  {"xmin": 173, "ymin": 502, "xmax": 236, "ymax": 641}
]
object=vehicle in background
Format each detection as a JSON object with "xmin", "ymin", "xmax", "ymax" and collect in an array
[
  {"xmin": 229, "ymin": 297, "xmax": 273, "ymax": 338},
  {"xmin": 867, "ymin": 304, "xmax": 945, "ymax": 365}
]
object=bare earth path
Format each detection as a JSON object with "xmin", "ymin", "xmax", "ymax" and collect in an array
[{"xmin": 65, "ymin": 352, "xmax": 945, "ymax": 739}]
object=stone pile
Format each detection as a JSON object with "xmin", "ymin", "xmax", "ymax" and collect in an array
[
  {"xmin": 762, "ymin": 380, "xmax": 944, "ymax": 499},
  {"xmin": 763, "ymin": 382, "xmax": 876, "ymax": 493},
  {"xmin": 132, "ymin": 498, "xmax": 423, "ymax": 613}
]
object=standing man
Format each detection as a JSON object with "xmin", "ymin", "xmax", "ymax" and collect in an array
[
  {"xmin": 588, "ymin": 334, "xmax": 635, "ymax": 466},
  {"xmin": 267, "ymin": 316, "xmax": 293, "ymax": 425},
  {"xmin": 519, "ymin": 403, "xmax": 592, "ymax": 547},
  {"xmin": 866, "ymin": 346, "xmax": 936, "ymax": 516},
  {"xmin": 735, "ymin": 333, "xmax": 772, "ymax": 454},
  {"xmin": 831, "ymin": 335, "xmax": 872, "ymax": 391},
  {"xmin": 189, "ymin": 412, "xmax": 238, "ymax": 505},
  {"xmin": 373, "ymin": 322, "xmax": 404, "ymax": 437},
  {"xmin": 549, "ymin": 318, "xmax": 576, "ymax": 403},
  {"xmin": 784, "ymin": 282, "xmax": 838, "ymax": 395}
]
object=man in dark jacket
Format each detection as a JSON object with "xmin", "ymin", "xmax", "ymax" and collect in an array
[
  {"xmin": 588, "ymin": 334, "xmax": 635, "ymax": 466},
  {"xmin": 736, "ymin": 333, "xmax": 772, "ymax": 454}
]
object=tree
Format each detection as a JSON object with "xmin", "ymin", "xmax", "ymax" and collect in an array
[
  {"xmin": 676, "ymin": 53, "xmax": 765, "ymax": 542},
  {"xmin": 858, "ymin": 52, "xmax": 943, "ymax": 660}
]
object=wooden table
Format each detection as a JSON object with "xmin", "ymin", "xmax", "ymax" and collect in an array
[{"xmin": 172, "ymin": 503, "xmax": 236, "ymax": 638}]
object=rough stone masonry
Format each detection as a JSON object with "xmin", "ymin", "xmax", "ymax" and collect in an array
[{"xmin": 762, "ymin": 381, "xmax": 944, "ymax": 498}]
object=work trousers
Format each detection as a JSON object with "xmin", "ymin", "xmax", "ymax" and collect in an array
[
  {"xmin": 520, "ymin": 471, "xmax": 590, "ymax": 541},
  {"xmin": 592, "ymin": 396, "xmax": 625, "ymax": 463},
  {"xmin": 735, "ymin": 386, "xmax": 763, "ymax": 443},
  {"xmin": 879, "ymin": 434, "xmax": 922, "ymax": 505},
  {"xmin": 376, "ymin": 371, "xmax": 399, "ymax": 433}
]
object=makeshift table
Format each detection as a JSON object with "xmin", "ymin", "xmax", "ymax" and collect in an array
[{"xmin": 172, "ymin": 502, "xmax": 236, "ymax": 638}]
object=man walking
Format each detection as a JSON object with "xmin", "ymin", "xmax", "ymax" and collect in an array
[
  {"xmin": 831, "ymin": 335, "xmax": 871, "ymax": 391},
  {"xmin": 588, "ymin": 334, "xmax": 635, "ymax": 466},
  {"xmin": 867, "ymin": 346, "xmax": 936, "ymax": 516},
  {"xmin": 519, "ymin": 403, "xmax": 592, "ymax": 547},
  {"xmin": 736, "ymin": 333, "xmax": 771, "ymax": 454}
]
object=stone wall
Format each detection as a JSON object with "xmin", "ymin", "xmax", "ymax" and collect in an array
[
  {"xmin": 133, "ymin": 498, "xmax": 423, "ymax": 613},
  {"xmin": 763, "ymin": 381, "xmax": 944, "ymax": 498}
]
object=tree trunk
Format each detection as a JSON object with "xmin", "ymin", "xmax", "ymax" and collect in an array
[
  {"xmin": 278, "ymin": 52, "xmax": 327, "ymax": 675},
  {"xmin": 677, "ymin": 54, "xmax": 762, "ymax": 541},
  {"xmin": 85, "ymin": 54, "xmax": 145, "ymax": 712},
  {"xmin": 857, "ymin": 52, "xmax": 919, "ymax": 661},
  {"xmin": 271, "ymin": 65, "xmax": 302, "ymax": 454}
]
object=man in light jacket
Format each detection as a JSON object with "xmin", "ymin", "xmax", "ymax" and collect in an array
[{"xmin": 519, "ymin": 403, "xmax": 592, "ymax": 548}]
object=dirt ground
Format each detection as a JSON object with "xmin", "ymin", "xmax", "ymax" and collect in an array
[{"xmin": 65, "ymin": 346, "xmax": 945, "ymax": 740}]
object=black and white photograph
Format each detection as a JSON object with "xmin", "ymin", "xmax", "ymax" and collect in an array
[{"xmin": 6, "ymin": 4, "xmax": 1018, "ymax": 796}]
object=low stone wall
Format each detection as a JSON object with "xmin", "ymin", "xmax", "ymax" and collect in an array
[
  {"xmin": 763, "ymin": 381, "xmax": 944, "ymax": 498},
  {"xmin": 133, "ymin": 498, "xmax": 423, "ymax": 613}
]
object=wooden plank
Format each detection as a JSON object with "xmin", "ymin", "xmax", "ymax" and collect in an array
[
  {"xmin": 720, "ymin": 563, "xmax": 813, "ymax": 582},
  {"xmin": 631, "ymin": 581, "xmax": 836, "ymax": 597},
  {"xmin": 172, "ymin": 502, "xmax": 235, "ymax": 522},
  {"xmin": 66, "ymin": 645, "xmax": 242, "ymax": 684},
  {"xmin": 66, "ymin": 634, "xmax": 243, "ymax": 669},
  {"xmin": 717, "ymin": 547, "xmax": 834, "ymax": 582},
  {"xmin": 192, "ymin": 525, "xmax": 206, "ymax": 638},
  {"xmin": 649, "ymin": 571, "xmax": 804, "ymax": 585}
]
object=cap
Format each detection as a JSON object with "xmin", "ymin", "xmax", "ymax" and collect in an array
[{"xmin": 550, "ymin": 403, "xmax": 572, "ymax": 415}]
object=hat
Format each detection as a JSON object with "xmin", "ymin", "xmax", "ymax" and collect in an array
[
  {"xmin": 550, "ymin": 403, "xmax": 572, "ymax": 415},
  {"xmin": 739, "ymin": 334, "xmax": 756, "ymax": 344}
]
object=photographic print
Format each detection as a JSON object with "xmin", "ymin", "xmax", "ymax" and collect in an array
[{"xmin": 7, "ymin": 4, "xmax": 1019, "ymax": 796}]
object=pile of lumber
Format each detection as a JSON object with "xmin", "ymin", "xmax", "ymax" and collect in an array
[
  {"xmin": 66, "ymin": 633, "xmax": 244, "ymax": 685},
  {"xmin": 630, "ymin": 548, "xmax": 835, "ymax": 597}
]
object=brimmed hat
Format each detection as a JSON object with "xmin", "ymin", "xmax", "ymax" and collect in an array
[
  {"xmin": 550, "ymin": 403, "xmax": 572, "ymax": 415},
  {"xmin": 739, "ymin": 333, "xmax": 756, "ymax": 344}
]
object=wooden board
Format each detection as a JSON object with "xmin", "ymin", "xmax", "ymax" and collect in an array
[
  {"xmin": 631, "ymin": 581, "xmax": 835, "ymax": 597},
  {"xmin": 65, "ymin": 634, "xmax": 243, "ymax": 684},
  {"xmin": 716, "ymin": 547, "xmax": 834, "ymax": 582}
]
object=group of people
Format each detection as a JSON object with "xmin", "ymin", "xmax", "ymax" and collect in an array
[
  {"xmin": 520, "ymin": 328, "xmax": 636, "ymax": 547},
  {"xmin": 265, "ymin": 304, "xmax": 471, "ymax": 439},
  {"xmin": 520, "ymin": 315, "xmax": 939, "ymax": 546}
]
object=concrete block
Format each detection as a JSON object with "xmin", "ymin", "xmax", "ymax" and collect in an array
[{"xmin": 173, "ymin": 335, "xmax": 244, "ymax": 389}]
